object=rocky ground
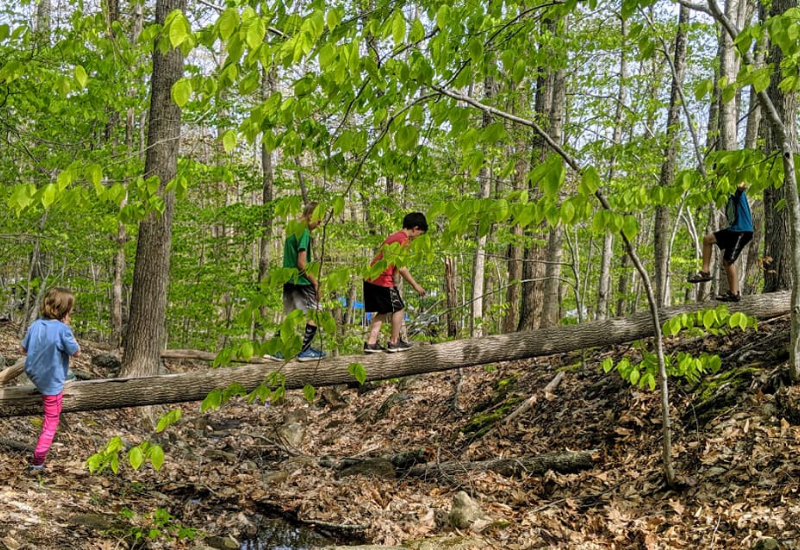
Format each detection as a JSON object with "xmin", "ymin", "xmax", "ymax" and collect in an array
[{"xmin": 1, "ymin": 315, "xmax": 799, "ymax": 550}]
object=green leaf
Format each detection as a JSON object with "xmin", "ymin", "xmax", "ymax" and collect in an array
[
  {"xmin": 74, "ymin": 65, "xmax": 88, "ymax": 87},
  {"xmin": 246, "ymin": 18, "xmax": 266, "ymax": 49},
  {"xmin": 201, "ymin": 389, "xmax": 222, "ymax": 412},
  {"xmin": 348, "ymin": 362, "xmax": 367, "ymax": 385},
  {"xmin": 149, "ymin": 445, "xmax": 165, "ymax": 470},
  {"xmin": 326, "ymin": 9, "xmax": 341, "ymax": 31},
  {"xmin": 436, "ymin": 5, "xmax": 450, "ymax": 30},
  {"xmin": 222, "ymin": 129, "xmax": 237, "ymax": 153},
  {"xmin": 129, "ymin": 446, "xmax": 144, "ymax": 470},
  {"xmin": 392, "ymin": 11, "xmax": 406, "ymax": 46},
  {"xmin": 702, "ymin": 309, "xmax": 717, "ymax": 330},
  {"xmin": 302, "ymin": 384, "xmax": 315, "ymax": 403},
  {"xmin": 169, "ymin": 12, "xmax": 190, "ymax": 47},
  {"xmin": 622, "ymin": 215, "xmax": 639, "ymax": 240},
  {"xmin": 171, "ymin": 78, "xmax": 192, "ymax": 108},
  {"xmin": 580, "ymin": 166, "xmax": 601, "ymax": 195},
  {"xmin": 219, "ymin": 8, "xmax": 239, "ymax": 40}
]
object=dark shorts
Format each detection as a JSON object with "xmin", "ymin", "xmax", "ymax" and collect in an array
[
  {"xmin": 282, "ymin": 283, "xmax": 319, "ymax": 314},
  {"xmin": 363, "ymin": 281, "xmax": 404, "ymax": 315},
  {"xmin": 714, "ymin": 229, "xmax": 753, "ymax": 264}
]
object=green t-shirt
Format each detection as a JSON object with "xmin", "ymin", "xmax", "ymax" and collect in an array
[{"xmin": 283, "ymin": 227, "xmax": 312, "ymax": 285}]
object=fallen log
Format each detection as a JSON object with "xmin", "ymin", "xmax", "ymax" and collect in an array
[
  {"xmin": 406, "ymin": 449, "xmax": 598, "ymax": 478},
  {"xmin": 0, "ymin": 291, "xmax": 790, "ymax": 417}
]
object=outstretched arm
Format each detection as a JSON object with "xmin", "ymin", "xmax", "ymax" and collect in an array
[{"xmin": 397, "ymin": 267, "xmax": 425, "ymax": 296}]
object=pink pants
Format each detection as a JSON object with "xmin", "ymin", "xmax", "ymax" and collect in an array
[{"xmin": 32, "ymin": 393, "xmax": 63, "ymax": 466}]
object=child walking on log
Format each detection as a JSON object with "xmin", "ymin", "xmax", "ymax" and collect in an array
[
  {"xmin": 20, "ymin": 287, "xmax": 81, "ymax": 471},
  {"xmin": 363, "ymin": 212, "xmax": 428, "ymax": 353},
  {"xmin": 688, "ymin": 182, "xmax": 754, "ymax": 302}
]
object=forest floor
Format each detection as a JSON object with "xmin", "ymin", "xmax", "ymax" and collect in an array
[{"xmin": 1, "ymin": 315, "xmax": 799, "ymax": 550}]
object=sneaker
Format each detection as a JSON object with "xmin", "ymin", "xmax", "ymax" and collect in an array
[
  {"xmin": 263, "ymin": 351, "xmax": 284, "ymax": 362},
  {"xmin": 716, "ymin": 291, "xmax": 741, "ymax": 302},
  {"xmin": 65, "ymin": 369, "xmax": 76, "ymax": 381},
  {"xmin": 687, "ymin": 271, "xmax": 712, "ymax": 283},
  {"xmin": 363, "ymin": 342, "xmax": 385, "ymax": 354},
  {"xmin": 297, "ymin": 348, "xmax": 326, "ymax": 362},
  {"xmin": 27, "ymin": 463, "xmax": 45, "ymax": 474},
  {"xmin": 386, "ymin": 340, "xmax": 413, "ymax": 353}
]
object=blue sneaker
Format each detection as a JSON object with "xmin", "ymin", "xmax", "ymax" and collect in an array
[
  {"xmin": 65, "ymin": 368, "xmax": 76, "ymax": 381},
  {"xmin": 263, "ymin": 351, "xmax": 284, "ymax": 362},
  {"xmin": 297, "ymin": 348, "xmax": 326, "ymax": 362}
]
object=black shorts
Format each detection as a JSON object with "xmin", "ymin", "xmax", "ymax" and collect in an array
[
  {"xmin": 713, "ymin": 229, "xmax": 753, "ymax": 264},
  {"xmin": 282, "ymin": 283, "xmax": 319, "ymax": 314},
  {"xmin": 363, "ymin": 281, "xmax": 405, "ymax": 314}
]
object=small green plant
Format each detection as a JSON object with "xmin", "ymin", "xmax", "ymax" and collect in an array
[
  {"xmin": 120, "ymin": 507, "xmax": 198, "ymax": 543},
  {"xmin": 602, "ymin": 305, "xmax": 757, "ymax": 389}
]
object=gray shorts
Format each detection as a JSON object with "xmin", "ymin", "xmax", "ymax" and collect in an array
[{"xmin": 283, "ymin": 283, "xmax": 320, "ymax": 314}]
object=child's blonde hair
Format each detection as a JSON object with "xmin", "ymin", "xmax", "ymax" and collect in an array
[
  {"xmin": 40, "ymin": 287, "xmax": 74, "ymax": 321},
  {"xmin": 301, "ymin": 201, "xmax": 319, "ymax": 221}
]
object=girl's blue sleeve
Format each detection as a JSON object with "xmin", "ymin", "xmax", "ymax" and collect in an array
[{"xmin": 62, "ymin": 327, "xmax": 80, "ymax": 356}]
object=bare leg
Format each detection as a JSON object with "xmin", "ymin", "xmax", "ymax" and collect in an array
[
  {"xmin": 389, "ymin": 309, "xmax": 405, "ymax": 345},
  {"xmin": 366, "ymin": 315, "xmax": 383, "ymax": 345},
  {"xmin": 701, "ymin": 233, "xmax": 716, "ymax": 273},
  {"xmin": 723, "ymin": 261, "xmax": 739, "ymax": 295}
]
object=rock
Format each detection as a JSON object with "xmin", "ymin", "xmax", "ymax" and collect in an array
[
  {"xmin": 320, "ymin": 387, "xmax": 347, "ymax": 409},
  {"xmin": 203, "ymin": 535, "xmax": 239, "ymax": 550},
  {"xmin": 447, "ymin": 491, "xmax": 489, "ymax": 530},
  {"xmin": 753, "ymin": 538, "xmax": 780, "ymax": 550},
  {"xmin": 336, "ymin": 458, "xmax": 396, "ymax": 479},
  {"xmin": 278, "ymin": 422, "xmax": 306, "ymax": 447},
  {"xmin": 283, "ymin": 408, "xmax": 308, "ymax": 424},
  {"xmin": 91, "ymin": 352, "xmax": 122, "ymax": 375},
  {"xmin": 261, "ymin": 470, "xmax": 289, "ymax": 485}
]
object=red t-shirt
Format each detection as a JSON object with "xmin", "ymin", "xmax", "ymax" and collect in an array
[{"xmin": 368, "ymin": 231, "xmax": 409, "ymax": 287}]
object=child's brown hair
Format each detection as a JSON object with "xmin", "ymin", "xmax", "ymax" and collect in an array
[{"xmin": 40, "ymin": 287, "xmax": 74, "ymax": 321}]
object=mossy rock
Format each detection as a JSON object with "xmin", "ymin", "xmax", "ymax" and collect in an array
[
  {"xmin": 687, "ymin": 363, "xmax": 763, "ymax": 425},
  {"xmin": 461, "ymin": 396, "xmax": 523, "ymax": 437}
]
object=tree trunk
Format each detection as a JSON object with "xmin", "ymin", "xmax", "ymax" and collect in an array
[
  {"xmin": 444, "ymin": 256, "xmax": 458, "ymax": 338},
  {"xmin": 2, "ymin": 291, "xmax": 791, "ymax": 417},
  {"xmin": 597, "ymin": 17, "xmax": 628, "ymax": 321},
  {"xmin": 654, "ymin": 5, "xmax": 689, "ymax": 307},
  {"xmin": 120, "ymin": 0, "xmax": 186, "ymax": 378},
  {"xmin": 258, "ymin": 65, "xmax": 277, "ymax": 323},
  {"xmin": 471, "ymin": 77, "xmax": 494, "ymax": 338},
  {"xmin": 406, "ymin": 450, "xmax": 597, "ymax": 478},
  {"xmin": 763, "ymin": 0, "xmax": 797, "ymax": 294}
]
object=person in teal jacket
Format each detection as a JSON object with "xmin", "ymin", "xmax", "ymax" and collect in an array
[{"xmin": 688, "ymin": 182, "xmax": 754, "ymax": 302}]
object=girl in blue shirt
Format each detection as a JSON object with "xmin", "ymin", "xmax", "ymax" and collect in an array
[{"xmin": 20, "ymin": 287, "xmax": 81, "ymax": 470}]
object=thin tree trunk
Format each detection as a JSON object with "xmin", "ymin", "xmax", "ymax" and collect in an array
[
  {"xmin": 654, "ymin": 5, "xmax": 689, "ymax": 307},
  {"xmin": 444, "ymin": 256, "xmax": 458, "ymax": 338},
  {"xmin": 258, "ymin": 65, "xmax": 277, "ymax": 323}
]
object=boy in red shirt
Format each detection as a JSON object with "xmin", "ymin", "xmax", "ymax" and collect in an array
[{"xmin": 363, "ymin": 212, "xmax": 427, "ymax": 353}]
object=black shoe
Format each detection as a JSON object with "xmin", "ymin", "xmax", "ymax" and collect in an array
[
  {"xmin": 716, "ymin": 291, "xmax": 741, "ymax": 302},
  {"xmin": 386, "ymin": 340, "xmax": 412, "ymax": 353},
  {"xmin": 688, "ymin": 271, "xmax": 712, "ymax": 283},
  {"xmin": 363, "ymin": 342, "xmax": 385, "ymax": 354}
]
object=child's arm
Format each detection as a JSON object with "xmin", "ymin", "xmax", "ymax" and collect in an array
[
  {"xmin": 297, "ymin": 249, "xmax": 320, "ymax": 297},
  {"xmin": 397, "ymin": 267, "xmax": 425, "ymax": 296}
]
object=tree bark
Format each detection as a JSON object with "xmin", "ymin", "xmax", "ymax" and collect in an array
[
  {"xmin": 654, "ymin": 5, "xmax": 689, "ymax": 307},
  {"xmin": 763, "ymin": 0, "xmax": 797, "ymax": 294},
  {"xmin": 1, "ymin": 291, "xmax": 790, "ymax": 417},
  {"xmin": 444, "ymin": 256, "xmax": 458, "ymax": 338},
  {"xmin": 258, "ymin": 65, "xmax": 277, "ymax": 323},
  {"xmin": 471, "ymin": 77, "xmax": 494, "ymax": 337},
  {"xmin": 120, "ymin": 0, "xmax": 186, "ymax": 378}
]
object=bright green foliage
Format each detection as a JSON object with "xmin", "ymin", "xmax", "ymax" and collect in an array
[
  {"xmin": 603, "ymin": 306, "xmax": 758, "ymax": 389},
  {"xmin": 86, "ymin": 437, "xmax": 165, "ymax": 473}
]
